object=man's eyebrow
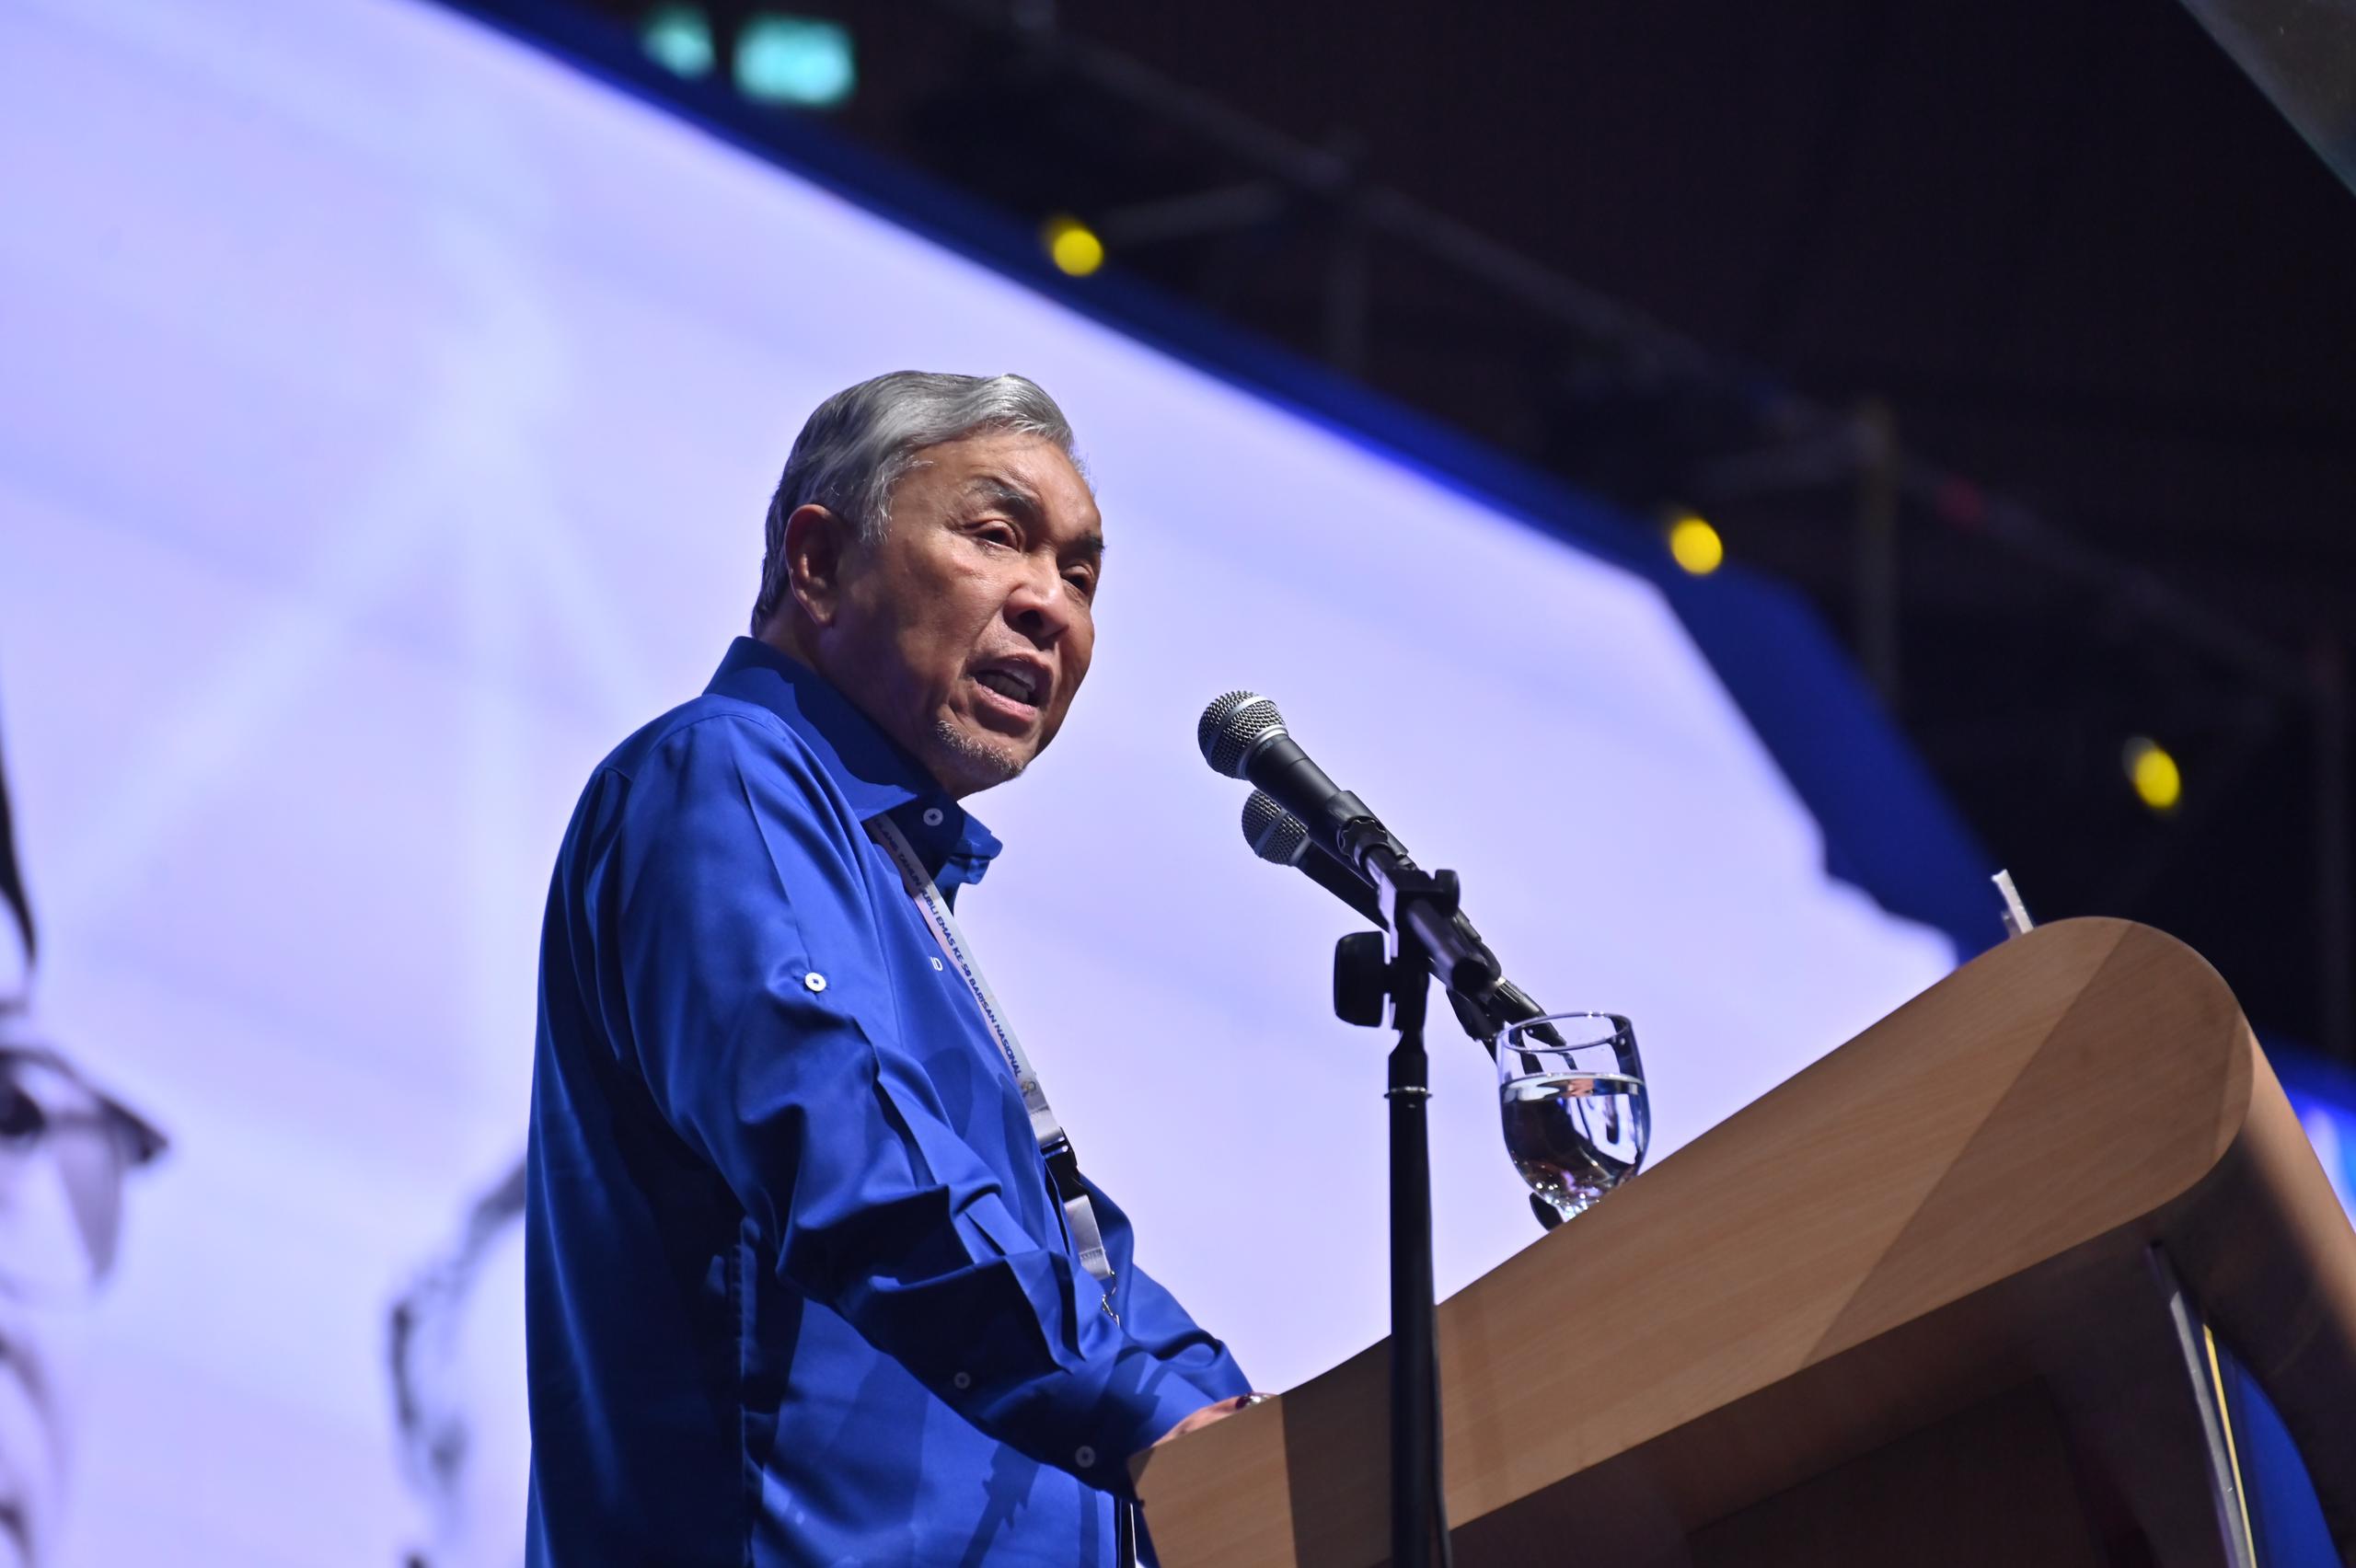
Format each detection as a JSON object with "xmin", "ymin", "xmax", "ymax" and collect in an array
[
  {"xmin": 963, "ymin": 474, "xmax": 1103, "ymax": 560},
  {"xmin": 960, "ymin": 474, "xmax": 1045, "ymax": 525}
]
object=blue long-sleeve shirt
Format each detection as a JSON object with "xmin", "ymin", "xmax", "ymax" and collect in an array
[{"xmin": 525, "ymin": 638, "xmax": 1248, "ymax": 1566}]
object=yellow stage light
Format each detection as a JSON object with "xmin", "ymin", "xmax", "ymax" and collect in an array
[
  {"xmin": 2124, "ymin": 737, "xmax": 2182, "ymax": 813},
  {"xmin": 1042, "ymin": 215, "xmax": 1104, "ymax": 278},
  {"xmin": 1667, "ymin": 513, "xmax": 1724, "ymax": 576}
]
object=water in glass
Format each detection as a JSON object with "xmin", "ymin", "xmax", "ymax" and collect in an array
[{"xmin": 1497, "ymin": 1013, "xmax": 1648, "ymax": 1222}]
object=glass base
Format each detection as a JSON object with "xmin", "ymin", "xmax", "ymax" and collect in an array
[{"xmin": 1536, "ymin": 1185, "xmax": 1603, "ymax": 1222}]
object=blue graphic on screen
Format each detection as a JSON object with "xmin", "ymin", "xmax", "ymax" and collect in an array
[{"xmin": 0, "ymin": 1, "xmax": 2335, "ymax": 1565}]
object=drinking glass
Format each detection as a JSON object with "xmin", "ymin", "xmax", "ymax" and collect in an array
[{"xmin": 1496, "ymin": 1012, "xmax": 1649, "ymax": 1222}]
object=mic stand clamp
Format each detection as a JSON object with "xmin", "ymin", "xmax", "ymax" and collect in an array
[{"xmin": 1333, "ymin": 862, "xmax": 1460, "ymax": 1568}]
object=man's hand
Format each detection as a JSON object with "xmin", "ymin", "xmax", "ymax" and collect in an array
[
  {"xmin": 1149, "ymin": 1393, "xmax": 1256, "ymax": 1451},
  {"xmin": 1128, "ymin": 1394, "xmax": 1265, "ymax": 1488}
]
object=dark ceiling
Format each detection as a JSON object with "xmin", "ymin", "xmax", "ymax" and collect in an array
[{"xmin": 560, "ymin": 0, "xmax": 2356, "ymax": 1056}]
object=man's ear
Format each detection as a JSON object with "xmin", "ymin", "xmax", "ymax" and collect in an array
[{"xmin": 785, "ymin": 503, "xmax": 855, "ymax": 628}]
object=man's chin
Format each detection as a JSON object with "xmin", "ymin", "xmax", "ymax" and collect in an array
[{"xmin": 927, "ymin": 717, "xmax": 1032, "ymax": 796}]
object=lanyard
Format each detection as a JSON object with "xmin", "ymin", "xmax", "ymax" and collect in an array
[{"xmin": 866, "ymin": 815, "xmax": 1114, "ymax": 1284}]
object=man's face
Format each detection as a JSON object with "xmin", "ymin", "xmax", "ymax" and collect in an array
[{"xmin": 813, "ymin": 431, "xmax": 1103, "ymax": 797}]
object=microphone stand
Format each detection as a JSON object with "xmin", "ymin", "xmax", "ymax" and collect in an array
[{"xmin": 1333, "ymin": 861, "xmax": 1462, "ymax": 1568}]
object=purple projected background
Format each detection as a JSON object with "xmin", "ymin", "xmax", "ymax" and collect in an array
[{"xmin": 0, "ymin": 1, "xmax": 1967, "ymax": 1563}]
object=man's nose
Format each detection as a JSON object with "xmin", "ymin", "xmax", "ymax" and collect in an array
[{"xmin": 1004, "ymin": 560, "xmax": 1080, "ymax": 646}]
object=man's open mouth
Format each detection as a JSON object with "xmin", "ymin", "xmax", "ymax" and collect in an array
[{"xmin": 973, "ymin": 664, "xmax": 1045, "ymax": 712}]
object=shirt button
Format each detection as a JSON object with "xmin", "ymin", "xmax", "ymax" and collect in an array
[
  {"xmin": 953, "ymin": 1371, "xmax": 971, "ymax": 1390},
  {"xmin": 803, "ymin": 972, "xmax": 827, "ymax": 992},
  {"xmin": 1074, "ymin": 1446, "xmax": 1097, "ymax": 1469},
  {"xmin": 921, "ymin": 807, "xmax": 945, "ymax": 827}
]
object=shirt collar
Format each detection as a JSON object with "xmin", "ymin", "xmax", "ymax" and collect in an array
[{"xmin": 705, "ymin": 639, "xmax": 1001, "ymax": 884}]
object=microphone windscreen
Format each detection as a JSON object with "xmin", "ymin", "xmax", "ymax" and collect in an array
[
  {"xmin": 1241, "ymin": 791, "xmax": 1311, "ymax": 866},
  {"xmin": 1197, "ymin": 690, "xmax": 1287, "ymax": 778}
]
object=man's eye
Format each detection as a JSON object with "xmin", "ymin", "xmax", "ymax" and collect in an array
[
  {"xmin": 972, "ymin": 523, "xmax": 1017, "ymax": 549},
  {"xmin": 1064, "ymin": 571, "xmax": 1096, "ymax": 598}
]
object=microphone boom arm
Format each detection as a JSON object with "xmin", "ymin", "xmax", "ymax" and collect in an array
[{"xmin": 1338, "ymin": 821, "xmax": 1501, "ymax": 1004}]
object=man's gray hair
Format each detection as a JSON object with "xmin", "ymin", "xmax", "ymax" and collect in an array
[{"xmin": 750, "ymin": 371, "xmax": 1079, "ymax": 634}]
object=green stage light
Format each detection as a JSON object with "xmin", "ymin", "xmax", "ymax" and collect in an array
[
  {"xmin": 734, "ymin": 15, "xmax": 856, "ymax": 110},
  {"xmin": 641, "ymin": 6, "xmax": 715, "ymax": 78}
]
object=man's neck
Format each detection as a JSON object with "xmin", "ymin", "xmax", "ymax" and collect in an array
[
  {"xmin": 754, "ymin": 619, "xmax": 810, "ymax": 670},
  {"xmin": 750, "ymin": 621, "xmax": 971, "ymax": 801}
]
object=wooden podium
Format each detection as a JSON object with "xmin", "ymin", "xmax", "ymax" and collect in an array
[{"xmin": 1133, "ymin": 919, "xmax": 2356, "ymax": 1565}]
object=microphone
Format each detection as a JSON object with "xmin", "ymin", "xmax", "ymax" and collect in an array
[
  {"xmin": 1242, "ymin": 791, "xmax": 1559, "ymax": 1046},
  {"xmin": 1242, "ymin": 790, "xmax": 1384, "ymax": 924},
  {"xmin": 1201, "ymin": 692, "xmax": 1392, "ymax": 870},
  {"xmin": 1199, "ymin": 689, "xmax": 1500, "ymax": 998}
]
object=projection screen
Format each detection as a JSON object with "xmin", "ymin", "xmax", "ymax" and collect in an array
[{"xmin": 0, "ymin": 1, "xmax": 1959, "ymax": 1562}]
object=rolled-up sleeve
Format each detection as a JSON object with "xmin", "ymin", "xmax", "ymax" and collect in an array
[
  {"xmin": 1116, "ymin": 1251, "xmax": 1249, "ymax": 1398},
  {"xmin": 590, "ymin": 714, "xmax": 1236, "ymax": 1492}
]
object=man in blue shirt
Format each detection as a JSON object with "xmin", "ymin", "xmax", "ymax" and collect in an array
[{"xmin": 526, "ymin": 372, "xmax": 1251, "ymax": 1566}]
